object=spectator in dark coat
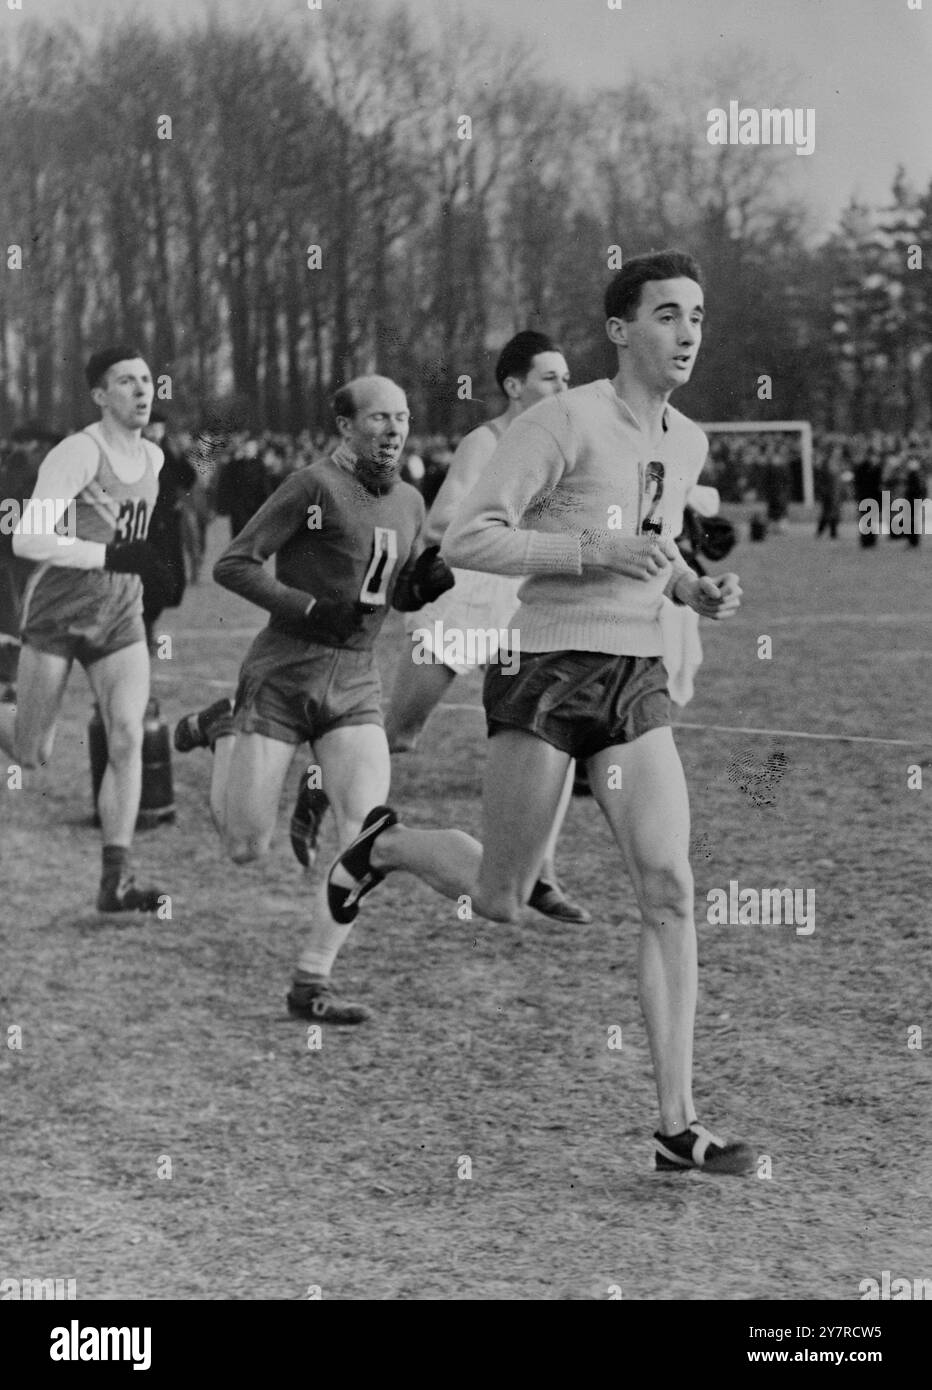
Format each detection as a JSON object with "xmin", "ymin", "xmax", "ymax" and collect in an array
[
  {"xmin": 142, "ymin": 415, "xmax": 197, "ymax": 648},
  {"xmin": 815, "ymin": 459, "xmax": 841, "ymax": 539},
  {"xmin": 903, "ymin": 458, "xmax": 927, "ymax": 550},
  {"xmin": 216, "ymin": 440, "xmax": 271, "ymax": 537},
  {"xmin": 853, "ymin": 452, "xmax": 884, "ymax": 549}
]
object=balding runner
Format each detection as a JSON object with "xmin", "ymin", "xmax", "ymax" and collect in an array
[{"xmin": 175, "ymin": 376, "xmax": 454, "ymax": 1022}]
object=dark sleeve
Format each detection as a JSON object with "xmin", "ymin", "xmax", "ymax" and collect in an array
[
  {"xmin": 390, "ymin": 498, "xmax": 428, "ymax": 612},
  {"xmin": 213, "ymin": 471, "xmax": 316, "ymax": 626}
]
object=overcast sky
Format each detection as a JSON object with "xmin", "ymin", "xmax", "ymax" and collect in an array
[
  {"xmin": 402, "ymin": 0, "xmax": 932, "ymax": 231},
  {"xmin": 16, "ymin": 0, "xmax": 932, "ymax": 236}
]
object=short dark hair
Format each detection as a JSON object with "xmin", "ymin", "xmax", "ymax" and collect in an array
[
  {"xmin": 495, "ymin": 331, "xmax": 562, "ymax": 395},
  {"xmin": 331, "ymin": 384, "xmax": 357, "ymax": 421},
  {"xmin": 604, "ymin": 251, "xmax": 702, "ymax": 322},
  {"xmin": 85, "ymin": 345, "xmax": 147, "ymax": 391}
]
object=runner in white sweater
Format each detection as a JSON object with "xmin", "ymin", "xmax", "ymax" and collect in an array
[{"xmin": 326, "ymin": 251, "xmax": 755, "ymax": 1175}]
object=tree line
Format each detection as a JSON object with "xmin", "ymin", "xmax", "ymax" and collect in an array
[{"xmin": 1, "ymin": 6, "xmax": 929, "ymax": 438}]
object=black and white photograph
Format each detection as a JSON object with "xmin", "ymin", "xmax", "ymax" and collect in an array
[{"xmin": 1, "ymin": 0, "xmax": 930, "ymax": 1335}]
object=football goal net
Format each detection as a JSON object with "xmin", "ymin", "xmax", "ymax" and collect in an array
[{"xmin": 699, "ymin": 420, "xmax": 814, "ymax": 506}]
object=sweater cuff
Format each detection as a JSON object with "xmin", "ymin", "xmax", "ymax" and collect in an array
[{"xmin": 523, "ymin": 530, "xmax": 584, "ymax": 574}]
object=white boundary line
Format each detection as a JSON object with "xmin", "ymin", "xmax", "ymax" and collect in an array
[
  {"xmin": 432, "ymin": 703, "xmax": 932, "ymax": 748},
  {"xmin": 149, "ymin": 679, "xmax": 931, "ymax": 747},
  {"xmin": 151, "ymin": 674, "xmax": 230, "ymax": 690},
  {"xmin": 760, "ymin": 613, "xmax": 932, "ymax": 627},
  {"xmin": 673, "ymin": 721, "xmax": 930, "ymax": 748}
]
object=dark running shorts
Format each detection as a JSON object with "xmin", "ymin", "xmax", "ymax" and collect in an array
[
  {"xmin": 21, "ymin": 568, "xmax": 145, "ymax": 667},
  {"xmin": 233, "ymin": 630, "xmax": 384, "ymax": 745},
  {"xmin": 483, "ymin": 649, "xmax": 671, "ymax": 759}
]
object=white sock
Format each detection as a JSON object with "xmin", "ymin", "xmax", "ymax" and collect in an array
[
  {"xmin": 296, "ymin": 926, "xmax": 352, "ymax": 979},
  {"xmin": 295, "ymin": 886, "xmax": 352, "ymax": 978}
]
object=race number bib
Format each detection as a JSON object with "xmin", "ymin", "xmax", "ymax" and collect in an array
[
  {"xmin": 114, "ymin": 498, "xmax": 150, "ymax": 542},
  {"xmin": 358, "ymin": 527, "xmax": 398, "ymax": 606}
]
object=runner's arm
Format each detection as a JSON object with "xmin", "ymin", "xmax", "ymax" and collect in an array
[
  {"xmin": 443, "ymin": 416, "xmax": 690, "ymax": 583},
  {"xmin": 442, "ymin": 417, "xmax": 584, "ymax": 575},
  {"xmin": 212, "ymin": 472, "xmax": 323, "ymax": 625},
  {"xmin": 11, "ymin": 435, "xmax": 106, "ymax": 567}
]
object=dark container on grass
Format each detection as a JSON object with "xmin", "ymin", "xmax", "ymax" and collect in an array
[{"xmin": 89, "ymin": 697, "xmax": 175, "ymax": 829}]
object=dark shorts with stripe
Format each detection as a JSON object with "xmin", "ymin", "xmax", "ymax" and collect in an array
[
  {"xmin": 483, "ymin": 649, "xmax": 671, "ymax": 760},
  {"xmin": 233, "ymin": 629, "xmax": 384, "ymax": 746},
  {"xmin": 21, "ymin": 568, "xmax": 145, "ymax": 667}
]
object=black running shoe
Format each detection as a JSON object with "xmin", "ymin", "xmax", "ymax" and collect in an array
[
  {"xmin": 96, "ymin": 874, "xmax": 164, "ymax": 914},
  {"xmin": 173, "ymin": 697, "xmax": 234, "ymax": 753},
  {"xmin": 528, "ymin": 878, "xmax": 593, "ymax": 924},
  {"xmin": 327, "ymin": 805, "xmax": 398, "ymax": 924},
  {"xmin": 654, "ymin": 1121, "xmax": 756, "ymax": 1175},
  {"xmin": 286, "ymin": 981, "xmax": 371, "ymax": 1024},
  {"xmin": 289, "ymin": 783, "xmax": 330, "ymax": 869}
]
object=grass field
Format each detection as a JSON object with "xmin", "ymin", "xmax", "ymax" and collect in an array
[{"xmin": 2, "ymin": 514, "xmax": 931, "ymax": 1301}]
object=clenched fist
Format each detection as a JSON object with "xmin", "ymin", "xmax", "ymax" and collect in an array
[{"xmin": 673, "ymin": 571, "xmax": 742, "ymax": 618}]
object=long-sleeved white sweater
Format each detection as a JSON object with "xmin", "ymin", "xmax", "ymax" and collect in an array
[{"xmin": 442, "ymin": 379, "xmax": 708, "ymax": 656}]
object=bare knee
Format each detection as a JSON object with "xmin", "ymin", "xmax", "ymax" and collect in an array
[
  {"xmin": 638, "ymin": 862, "xmax": 694, "ymax": 927},
  {"xmin": 105, "ymin": 720, "xmax": 143, "ymax": 768}
]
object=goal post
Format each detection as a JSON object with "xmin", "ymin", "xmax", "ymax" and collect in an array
[{"xmin": 699, "ymin": 421, "xmax": 814, "ymax": 506}]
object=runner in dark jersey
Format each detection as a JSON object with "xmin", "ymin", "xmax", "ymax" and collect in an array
[
  {"xmin": 174, "ymin": 376, "xmax": 454, "ymax": 1022},
  {"xmin": 0, "ymin": 346, "xmax": 171, "ymax": 913}
]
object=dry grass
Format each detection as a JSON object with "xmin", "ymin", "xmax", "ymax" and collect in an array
[{"xmin": 2, "ymin": 516, "xmax": 931, "ymax": 1299}]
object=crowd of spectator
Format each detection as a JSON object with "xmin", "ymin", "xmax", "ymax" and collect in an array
[
  {"xmin": 703, "ymin": 428, "xmax": 932, "ymax": 540},
  {"xmin": 3, "ymin": 418, "xmax": 932, "ymax": 694},
  {"xmin": 175, "ymin": 429, "xmax": 460, "ymax": 543}
]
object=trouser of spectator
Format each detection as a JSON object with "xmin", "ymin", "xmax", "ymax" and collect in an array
[
  {"xmin": 179, "ymin": 499, "xmax": 204, "ymax": 582},
  {"xmin": 816, "ymin": 507, "xmax": 839, "ymax": 538}
]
